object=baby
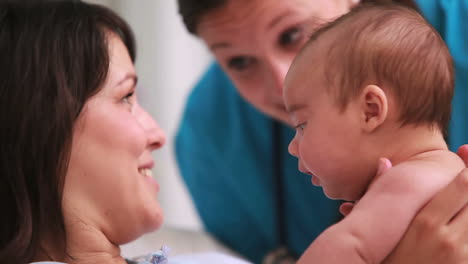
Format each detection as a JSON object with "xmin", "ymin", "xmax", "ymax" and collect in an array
[{"xmin": 284, "ymin": 4, "xmax": 465, "ymax": 264}]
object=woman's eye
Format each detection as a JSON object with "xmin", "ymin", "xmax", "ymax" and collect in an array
[
  {"xmin": 279, "ymin": 27, "xmax": 303, "ymax": 47},
  {"xmin": 122, "ymin": 92, "xmax": 134, "ymax": 105},
  {"xmin": 227, "ymin": 56, "xmax": 254, "ymax": 72}
]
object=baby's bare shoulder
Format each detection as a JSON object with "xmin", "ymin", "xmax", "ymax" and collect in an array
[
  {"xmin": 404, "ymin": 150, "xmax": 464, "ymax": 174},
  {"xmin": 387, "ymin": 150, "xmax": 465, "ymax": 192}
]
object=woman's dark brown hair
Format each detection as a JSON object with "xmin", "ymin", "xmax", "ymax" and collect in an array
[
  {"xmin": 177, "ymin": 0, "xmax": 419, "ymax": 34},
  {"xmin": 0, "ymin": 1, "xmax": 135, "ymax": 263}
]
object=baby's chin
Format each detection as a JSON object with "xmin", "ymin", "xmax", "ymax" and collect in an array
[{"xmin": 323, "ymin": 188, "xmax": 358, "ymax": 202}]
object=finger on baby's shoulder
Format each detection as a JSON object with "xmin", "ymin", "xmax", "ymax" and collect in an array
[{"xmin": 457, "ymin": 144, "xmax": 468, "ymax": 165}]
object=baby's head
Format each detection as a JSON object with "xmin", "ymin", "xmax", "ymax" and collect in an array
[{"xmin": 285, "ymin": 4, "xmax": 453, "ymax": 201}]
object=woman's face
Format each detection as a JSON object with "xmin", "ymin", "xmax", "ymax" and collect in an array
[
  {"xmin": 198, "ymin": 0, "xmax": 358, "ymax": 125},
  {"xmin": 63, "ymin": 34, "xmax": 166, "ymax": 245}
]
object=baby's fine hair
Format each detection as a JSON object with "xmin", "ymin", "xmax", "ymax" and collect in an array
[{"xmin": 304, "ymin": 3, "xmax": 453, "ymax": 134}]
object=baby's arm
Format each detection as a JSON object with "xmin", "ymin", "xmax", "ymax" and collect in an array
[
  {"xmin": 298, "ymin": 159, "xmax": 461, "ymax": 264},
  {"xmin": 383, "ymin": 146, "xmax": 468, "ymax": 263}
]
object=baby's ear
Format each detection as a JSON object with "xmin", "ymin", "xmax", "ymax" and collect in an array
[{"xmin": 359, "ymin": 85, "xmax": 388, "ymax": 132}]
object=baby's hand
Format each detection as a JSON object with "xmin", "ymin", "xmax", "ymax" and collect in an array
[
  {"xmin": 457, "ymin": 144, "xmax": 468, "ymax": 165},
  {"xmin": 339, "ymin": 202, "xmax": 354, "ymax": 216},
  {"xmin": 339, "ymin": 158, "xmax": 393, "ymax": 217}
]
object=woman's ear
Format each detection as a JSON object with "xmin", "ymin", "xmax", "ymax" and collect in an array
[{"xmin": 359, "ymin": 85, "xmax": 388, "ymax": 133}]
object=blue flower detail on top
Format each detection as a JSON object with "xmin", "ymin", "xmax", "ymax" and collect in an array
[{"xmin": 139, "ymin": 245, "xmax": 170, "ymax": 264}]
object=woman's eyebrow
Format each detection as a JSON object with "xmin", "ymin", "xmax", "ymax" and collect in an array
[{"xmin": 115, "ymin": 73, "xmax": 138, "ymax": 87}]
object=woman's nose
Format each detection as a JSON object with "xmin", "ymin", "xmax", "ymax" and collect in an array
[
  {"xmin": 147, "ymin": 120, "xmax": 166, "ymax": 151},
  {"xmin": 137, "ymin": 106, "xmax": 166, "ymax": 150}
]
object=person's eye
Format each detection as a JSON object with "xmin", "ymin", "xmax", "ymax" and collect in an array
[
  {"xmin": 295, "ymin": 123, "xmax": 306, "ymax": 132},
  {"xmin": 227, "ymin": 56, "xmax": 255, "ymax": 72},
  {"xmin": 279, "ymin": 26, "xmax": 304, "ymax": 47},
  {"xmin": 122, "ymin": 91, "xmax": 134, "ymax": 105}
]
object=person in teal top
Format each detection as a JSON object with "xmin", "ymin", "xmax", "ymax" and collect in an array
[
  {"xmin": 176, "ymin": 0, "xmax": 468, "ymax": 263},
  {"xmin": 415, "ymin": 0, "xmax": 468, "ymax": 151},
  {"xmin": 176, "ymin": 62, "xmax": 341, "ymax": 263}
]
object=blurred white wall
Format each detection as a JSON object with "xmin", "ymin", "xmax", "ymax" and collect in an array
[{"xmin": 86, "ymin": 0, "xmax": 212, "ymax": 231}]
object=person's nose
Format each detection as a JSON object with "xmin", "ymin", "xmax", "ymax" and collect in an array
[
  {"xmin": 137, "ymin": 106, "xmax": 166, "ymax": 151},
  {"xmin": 288, "ymin": 136, "xmax": 298, "ymax": 157},
  {"xmin": 263, "ymin": 56, "xmax": 291, "ymax": 96}
]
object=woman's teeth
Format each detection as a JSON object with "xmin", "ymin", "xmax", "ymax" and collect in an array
[{"xmin": 139, "ymin": 168, "xmax": 153, "ymax": 178}]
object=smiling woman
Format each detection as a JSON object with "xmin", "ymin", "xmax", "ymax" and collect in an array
[
  {"xmin": 0, "ymin": 1, "xmax": 166, "ymax": 263},
  {"xmin": 64, "ymin": 32, "xmax": 166, "ymax": 246}
]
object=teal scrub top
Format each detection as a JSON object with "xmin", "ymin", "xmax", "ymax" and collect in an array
[
  {"xmin": 416, "ymin": 0, "xmax": 468, "ymax": 150},
  {"xmin": 175, "ymin": 1, "xmax": 467, "ymax": 263}
]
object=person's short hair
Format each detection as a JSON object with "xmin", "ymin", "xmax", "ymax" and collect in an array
[
  {"xmin": 177, "ymin": 0, "xmax": 226, "ymax": 34},
  {"xmin": 0, "ymin": 1, "xmax": 135, "ymax": 262},
  {"xmin": 302, "ymin": 3, "xmax": 453, "ymax": 134},
  {"xmin": 177, "ymin": 0, "xmax": 419, "ymax": 35}
]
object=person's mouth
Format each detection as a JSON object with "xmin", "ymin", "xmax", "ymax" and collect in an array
[
  {"xmin": 300, "ymin": 169, "xmax": 320, "ymax": 186},
  {"xmin": 138, "ymin": 161, "xmax": 159, "ymax": 192},
  {"xmin": 138, "ymin": 160, "xmax": 154, "ymax": 177},
  {"xmin": 139, "ymin": 168, "xmax": 153, "ymax": 177}
]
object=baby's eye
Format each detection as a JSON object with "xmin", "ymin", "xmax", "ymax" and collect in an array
[
  {"xmin": 279, "ymin": 26, "xmax": 304, "ymax": 47},
  {"xmin": 295, "ymin": 123, "xmax": 306, "ymax": 131},
  {"xmin": 227, "ymin": 56, "xmax": 255, "ymax": 72}
]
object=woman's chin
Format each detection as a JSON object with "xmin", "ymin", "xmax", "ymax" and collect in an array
[
  {"xmin": 146, "ymin": 213, "xmax": 164, "ymax": 233},
  {"xmin": 116, "ymin": 213, "xmax": 163, "ymax": 245},
  {"xmin": 137, "ymin": 185, "xmax": 164, "ymax": 233},
  {"xmin": 142, "ymin": 204, "xmax": 164, "ymax": 233},
  {"xmin": 117, "ymin": 205, "xmax": 164, "ymax": 244}
]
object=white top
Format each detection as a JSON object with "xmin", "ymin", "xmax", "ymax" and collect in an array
[
  {"xmin": 30, "ymin": 262, "xmax": 66, "ymax": 264},
  {"xmin": 30, "ymin": 252, "xmax": 252, "ymax": 264},
  {"xmin": 170, "ymin": 252, "xmax": 251, "ymax": 264}
]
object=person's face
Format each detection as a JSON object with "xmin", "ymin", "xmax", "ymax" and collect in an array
[
  {"xmin": 285, "ymin": 42, "xmax": 371, "ymax": 201},
  {"xmin": 63, "ymin": 34, "xmax": 166, "ymax": 244},
  {"xmin": 198, "ymin": 0, "xmax": 358, "ymax": 125}
]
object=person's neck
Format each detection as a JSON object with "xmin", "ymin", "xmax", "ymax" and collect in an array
[
  {"xmin": 36, "ymin": 218, "xmax": 127, "ymax": 264},
  {"xmin": 376, "ymin": 124, "xmax": 448, "ymax": 165}
]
